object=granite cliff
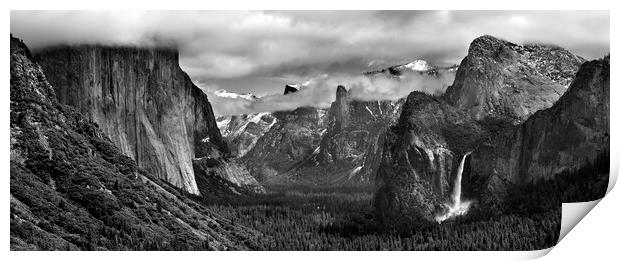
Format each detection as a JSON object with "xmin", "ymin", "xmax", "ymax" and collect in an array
[
  {"xmin": 374, "ymin": 92, "xmax": 483, "ymax": 223},
  {"xmin": 34, "ymin": 45, "xmax": 255, "ymax": 195},
  {"xmin": 468, "ymin": 56, "xmax": 610, "ymax": 198},
  {"xmin": 10, "ymin": 35, "xmax": 261, "ymax": 250},
  {"xmin": 444, "ymin": 35, "xmax": 585, "ymax": 124},
  {"xmin": 373, "ymin": 35, "xmax": 605, "ymax": 225}
]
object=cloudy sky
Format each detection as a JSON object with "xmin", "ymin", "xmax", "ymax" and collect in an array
[{"xmin": 10, "ymin": 10, "xmax": 609, "ymax": 115}]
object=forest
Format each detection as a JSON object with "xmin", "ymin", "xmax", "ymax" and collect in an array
[{"xmin": 192, "ymin": 152, "xmax": 610, "ymax": 251}]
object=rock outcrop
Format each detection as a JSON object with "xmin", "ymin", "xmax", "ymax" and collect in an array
[
  {"xmin": 34, "ymin": 45, "xmax": 229, "ymax": 195},
  {"xmin": 10, "ymin": 35, "xmax": 261, "ymax": 250},
  {"xmin": 373, "ymin": 92, "xmax": 482, "ymax": 223},
  {"xmin": 469, "ymin": 56, "xmax": 610, "ymax": 196},
  {"xmin": 444, "ymin": 35, "xmax": 585, "ymax": 124},
  {"xmin": 284, "ymin": 84, "xmax": 299, "ymax": 95}
]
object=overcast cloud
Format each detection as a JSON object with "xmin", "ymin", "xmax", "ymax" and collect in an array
[{"xmin": 10, "ymin": 10, "xmax": 609, "ymax": 116}]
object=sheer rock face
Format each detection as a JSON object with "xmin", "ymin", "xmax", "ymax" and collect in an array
[
  {"xmin": 469, "ymin": 57, "xmax": 610, "ymax": 196},
  {"xmin": 35, "ymin": 46, "xmax": 228, "ymax": 195},
  {"xmin": 10, "ymin": 36, "xmax": 260, "ymax": 250},
  {"xmin": 444, "ymin": 35, "xmax": 585, "ymax": 125},
  {"xmin": 374, "ymin": 92, "xmax": 483, "ymax": 223},
  {"xmin": 241, "ymin": 106, "xmax": 328, "ymax": 182}
]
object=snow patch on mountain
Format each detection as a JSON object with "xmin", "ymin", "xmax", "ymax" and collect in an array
[{"xmin": 400, "ymin": 60, "xmax": 433, "ymax": 72}]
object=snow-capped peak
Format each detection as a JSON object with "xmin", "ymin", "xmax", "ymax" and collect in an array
[
  {"xmin": 213, "ymin": 89, "xmax": 257, "ymax": 100},
  {"xmin": 401, "ymin": 60, "xmax": 433, "ymax": 72}
]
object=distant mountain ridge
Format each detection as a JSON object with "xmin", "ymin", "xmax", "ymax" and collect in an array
[
  {"xmin": 217, "ymin": 112, "xmax": 277, "ymax": 157},
  {"xmin": 218, "ymin": 58, "xmax": 455, "ymax": 185},
  {"xmin": 364, "ymin": 59, "xmax": 458, "ymax": 77}
]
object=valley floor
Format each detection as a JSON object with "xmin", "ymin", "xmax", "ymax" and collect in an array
[
  {"xmin": 195, "ymin": 152, "xmax": 608, "ymax": 251},
  {"xmin": 199, "ymin": 185, "xmax": 561, "ymax": 251}
]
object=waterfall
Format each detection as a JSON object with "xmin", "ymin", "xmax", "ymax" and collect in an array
[
  {"xmin": 452, "ymin": 151, "xmax": 470, "ymax": 207},
  {"xmin": 435, "ymin": 152, "xmax": 472, "ymax": 223}
]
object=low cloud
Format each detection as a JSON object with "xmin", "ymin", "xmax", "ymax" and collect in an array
[
  {"xmin": 11, "ymin": 10, "xmax": 609, "ymax": 101},
  {"xmin": 206, "ymin": 71, "xmax": 455, "ymax": 116}
]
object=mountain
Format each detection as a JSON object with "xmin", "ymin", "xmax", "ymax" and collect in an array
[
  {"xmin": 374, "ymin": 92, "xmax": 483, "ymax": 223},
  {"xmin": 373, "ymin": 35, "xmax": 607, "ymax": 225},
  {"xmin": 444, "ymin": 35, "xmax": 585, "ymax": 125},
  {"xmin": 10, "ymin": 35, "xmax": 261, "ymax": 250},
  {"xmin": 235, "ymin": 83, "xmax": 405, "ymax": 186},
  {"xmin": 364, "ymin": 59, "xmax": 458, "ymax": 78},
  {"xmin": 33, "ymin": 45, "xmax": 227, "ymax": 195},
  {"xmin": 289, "ymin": 85, "xmax": 405, "ymax": 185},
  {"xmin": 241, "ymin": 104, "xmax": 328, "ymax": 183},
  {"xmin": 212, "ymin": 89, "xmax": 277, "ymax": 158},
  {"xmin": 34, "ymin": 44, "xmax": 262, "ymax": 195},
  {"xmin": 467, "ymin": 56, "xmax": 610, "ymax": 198},
  {"xmin": 217, "ymin": 112, "xmax": 277, "ymax": 157},
  {"xmin": 236, "ymin": 60, "xmax": 450, "ymax": 185}
]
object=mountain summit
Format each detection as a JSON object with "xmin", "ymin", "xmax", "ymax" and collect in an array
[
  {"xmin": 444, "ymin": 35, "xmax": 585, "ymax": 124},
  {"xmin": 364, "ymin": 59, "xmax": 458, "ymax": 77}
]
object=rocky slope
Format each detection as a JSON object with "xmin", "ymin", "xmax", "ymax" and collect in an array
[
  {"xmin": 468, "ymin": 56, "xmax": 610, "ymax": 197},
  {"xmin": 241, "ymin": 105, "xmax": 328, "ymax": 182},
  {"xmin": 193, "ymin": 157, "xmax": 265, "ymax": 194},
  {"xmin": 290, "ymin": 85, "xmax": 405, "ymax": 184},
  {"xmin": 373, "ymin": 92, "xmax": 483, "ymax": 223},
  {"xmin": 217, "ymin": 112, "xmax": 277, "ymax": 157},
  {"xmin": 444, "ymin": 35, "xmax": 585, "ymax": 124},
  {"xmin": 34, "ymin": 44, "xmax": 254, "ymax": 195},
  {"xmin": 10, "ymin": 36, "xmax": 261, "ymax": 250}
]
